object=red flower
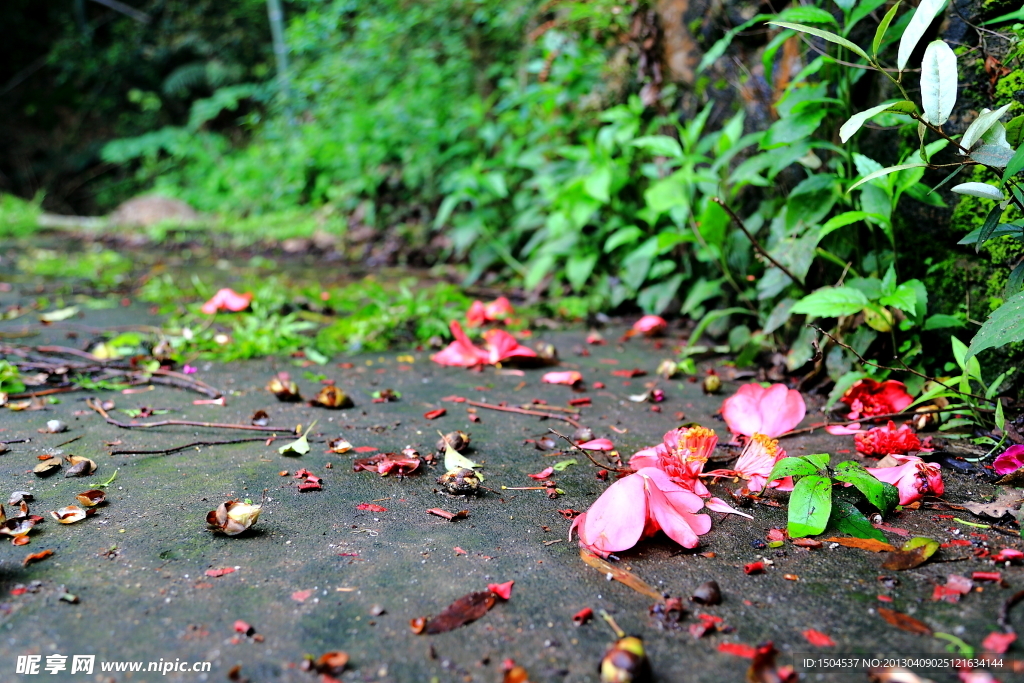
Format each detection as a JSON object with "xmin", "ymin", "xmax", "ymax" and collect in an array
[
  {"xmin": 481, "ymin": 329, "xmax": 537, "ymax": 364},
  {"xmin": 840, "ymin": 379, "xmax": 913, "ymax": 420},
  {"xmin": 466, "ymin": 297, "xmax": 514, "ymax": 327},
  {"xmin": 431, "ymin": 322, "xmax": 537, "ymax": 367},
  {"xmin": 854, "ymin": 421, "xmax": 922, "ymax": 457},
  {"xmin": 631, "ymin": 315, "xmax": 667, "ymax": 336},
  {"xmin": 201, "ymin": 288, "xmax": 252, "ymax": 314}
]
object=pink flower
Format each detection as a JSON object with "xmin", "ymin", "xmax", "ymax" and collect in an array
[
  {"xmin": 570, "ymin": 467, "xmax": 711, "ymax": 557},
  {"xmin": 201, "ymin": 288, "xmax": 252, "ymax": 315},
  {"xmin": 630, "ymin": 426, "xmax": 719, "ymax": 496},
  {"xmin": 993, "ymin": 445, "xmax": 1024, "ymax": 476},
  {"xmin": 431, "ymin": 321, "xmax": 490, "ymax": 367},
  {"xmin": 577, "ymin": 438, "xmax": 614, "ymax": 451},
  {"xmin": 632, "ymin": 315, "xmax": 667, "ymax": 336},
  {"xmin": 840, "ymin": 378, "xmax": 913, "ymax": 420},
  {"xmin": 855, "ymin": 421, "xmax": 922, "ymax": 457},
  {"xmin": 543, "ymin": 371, "xmax": 582, "ymax": 385},
  {"xmin": 182, "ymin": 365, "xmax": 198, "ymax": 375},
  {"xmin": 705, "ymin": 433, "xmax": 793, "ymax": 493},
  {"xmin": 721, "ymin": 383, "xmax": 806, "ymax": 438},
  {"xmin": 825, "ymin": 423, "xmax": 862, "ymax": 435},
  {"xmin": 466, "ymin": 297, "xmax": 515, "ymax": 327},
  {"xmin": 481, "ymin": 329, "xmax": 537, "ymax": 364},
  {"xmin": 866, "ymin": 455, "xmax": 943, "ymax": 505}
]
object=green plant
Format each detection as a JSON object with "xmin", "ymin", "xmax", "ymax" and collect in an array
[
  {"xmin": 767, "ymin": 452, "xmax": 899, "ymax": 540},
  {"xmin": 0, "ymin": 361, "xmax": 26, "ymax": 396}
]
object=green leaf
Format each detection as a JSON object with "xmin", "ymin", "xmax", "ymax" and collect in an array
[
  {"xmin": 873, "ymin": 1, "xmax": 902, "ymax": 56},
  {"xmin": 830, "ymin": 500, "xmax": 889, "ymax": 542},
  {"xmin": 848, "ymin": 164, "xmax": 928, "ymax": 193},
  {"xmin": 923, "ymin": 313, "xmax": 965, "ymax": 329},
  {"xmin": 834, "ymin": 462, "xmax": 900, "ymax": 515},
  {"xmin": 920, "ymin": 41, "xmax": 958, "ymax": 126},
  {"xmin": 775, "ymin": 5, "xmax": 840, "ymax": 24},
  {"xmin": 278, "ymin": 420, "xmax": 317, "ymax": 456},
  {"xmin": 975, "ymin": 205, "xmax": 1005, "ymax": 253},
  {"xmin": 552, "ymin": 459, "xmax": 577, "ymax": 472},
  {"xmin": 957, "ymin": 221, "xmax": 1022, "ymax": 244},
  {"xmin": 583, "ymin": 166, "xmax": 612, "ymax": 203},
  {"xmin": 950, "ymin": 182, "xmax": 1004, "ymax": 200},
  {"xmin": 898, "ymin": 0, "xmax": 948, "ymax": 70},
  {"xmin": 40, "ymin": 306, "xmax": 80, "ymax": 323},
  {"xmin": 767, "ymin": 457, "xmax": 819, "ymax": 482},
  {"xmin": 1002, "ymin": 144, "xmax": 1024, "ymax": 185},
  {"xmin": 440, "ymin": 431, "xmax": 483, "ymax": 473},
  {"xmin": 804, "ymin": 453, "xmax": 832, "ymax": 470},
  {"xmin": 840, "ymin": 102, "xmax": 912, "ymax": 143},
  {"xmin": 901, "ymin": 536, "xmax": 940, "ymax": 560},
  {"xmin": 631, "ymin": 135, "xmax": 683, "ymax": 159},
  {"xmin": 820, "ymin": 211, "xmax": 873, "ymax": 238},
  {"xmin": 879, "ymin": 282, "xmax": 919, "ymax": 315},
  {"xmin": 788, "ymin": 475, "xmax": 833, "ymax": 538},
  {"xmin": 965, "ymin": 291, "xmax": 1024, "ymax": 361},
  {"xmin": 1007, "ymin": 261, "xmax": 1024, "ymax": 296},
  {"xmin": 962, "ymin": 104, "xmax": 1014, "ymax": 151},
  {"xmin": 604, "ymin": 226, "xmax": 644, "ymax": 253},
  {"xmin": 791, "ymin": 287, "xmax": 870, "ymax": 317},
  {"xmin": 1006, "ymin": 116, "xmax": 1024, "ymax": 148},
  {"xmin": 982, "ymin": 6, "xmax": 1024, "ymax": 24},
  {"xmin": 972, "ymin": 144, "xmax": 1015, "ymax": 168},
  {"xmin": 767, "ymin": 22, "xmax": 870, "ymax": 61},
  {"xmin": 566, "ymin": 253, "xmax": 598, "ymax": 292}
]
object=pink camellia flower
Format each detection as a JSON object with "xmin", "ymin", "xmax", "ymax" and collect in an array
[
  {"xmin": 543, "ymin": 371, "xmax": 583, "ymax": 385},
  {"xmin": 855, "ymin": 421, "xmax": 922, "ymax": 457},
  {"xmin": 466, "ymin": 297, "xmax": 515, "ymax": 327},
  {"xmin": 632, "ymin": 315, "xmax": 668, "ymax": 336},
  {"xmin": 840, "ymin": 378, "xmax": 913, "ymax": 420},
  {"xmin": 866, "ymin": 454, "xmax": 943, "ymax": 505},
  {"xmin": 481, "ymin": 329, "xmax": 537, "ymax": 364},
  {"xmin": 993, "ymin": 445, "xmax": 1024, "ymax": 476},
  {"xmin": 721, "ymin": 383, "xmax": 806, "ymax": 438},
  {"xmin": 630, "ymin": 426, "xmax": 719, "ymax": 496},
  {"xmin": 577, "ymin": 438, "xmax": 614, "ymax": 451},
  {"xmin": 570, "ymin": 467, "xmax": 711, "ymax": 557},
  {"xmin": 704, "ymin": 433, "xmax": 793, "ymax": 493},
  {"xmin": 431, "ymin": 321, "xmax": 490, "ymax": 367},
  {"xmin": 201, "ymin": 288, "xmax": 252, "ymax": 315}
]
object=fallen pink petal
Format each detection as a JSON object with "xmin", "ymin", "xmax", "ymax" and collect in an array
[
  {"xmin": 527, "ymin": 467, "xmax": 554, "ymax": 480},
  {"xmin": 200, "ymin": 288, "xmax": 252, "ymax": 315},
  {"xmin": 704, "ymin": 433, "xmax": 792, "ymax": 493},
  {"xmin": 543, "ymin": 371, "xmax": 582, "ymax": 385},
  {"xmin": 993, "ymin": 444, "xmax": 1024, "ymax": 475},
  {"xmin": 631, "ymin": 314, "xmax": 667, "ymax": 336},
  {"xmin": 866, "ymin": 455, "xmax": 943, "ymax": 505},
  {"xmin": 577, "ymin": 438, "xmax": 613, "ymax": 451},
  {"xmin": 721, "ymin": 383, "xmax": 806, "ymax": 438}
]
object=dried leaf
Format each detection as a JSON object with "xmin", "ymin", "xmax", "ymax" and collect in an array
[
  {"xmin": 76, "ymin": 490, "xmax": 106, "ymax": 507},
  {"xmin": 878, "ymin": 607, "xmax": 932, "ymax": 636},
  {"xmin": 580, "ymin": 548, "xmax": 662, "ymax": 602},
  {"xmin": 421, "ymin": 590, "xmax": 497, "ymax": 634},
  {"xmin": 824, "ymin": 537, "xmax": 896, "ymax": 552},
  {"xmin": 33, "ymin": 460, "xmax": 61, "ymax": 477},
  {"xmin": 882, "ymin": 538, "xmax": 939, "ymax": 571},
  {"xmin": 64, "ymin": 455, "xmax": 97, "ymax": 477},
  {"xmin": 23, "ymin": 549, "xmax": 54, "ymax": 566},
  {"xmin": 50, "ymin": 506, "xmax": 88, "ymax": 524}
]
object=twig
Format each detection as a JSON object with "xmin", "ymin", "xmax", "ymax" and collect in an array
[
  {"xmin": 547, "ymin": 428, "xmax": 631, "ymax": 473},
  {"xmin": 445, "ymin": 397, "xmax": 582, "ymax": 428},
  {"xmin": 87, "ymin": 398, "xmax": 295, "ymax": 433},
  {"xmin": 998, "ymin": 590, "xmax": 1024, "ymax": 634},
  {"xmin": 812, "ymin": 326, "xmax": 992, "ymax": 403},
  {"xmin": 518, "ymin": 404, "xmax": 580, "ymax": 415},
  {"xmin": 776, "ymin": 407, "xmax": 951, "ymax": 438},
  {"xmin": 712, "ymin": 198, "xmax": 806, "ymax": 291},
  {"xmin": 109, "ymin": 437, "xmax": 271, "ymax": 456}
]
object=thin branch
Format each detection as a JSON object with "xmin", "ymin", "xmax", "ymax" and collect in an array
[
  {"xmin": 87, "ymin": 398, "xmax": 296, "ymax": 433},
  {"xmin": 109, "ymin": 437, "xmax": 271, "ymax": 456},
  {"xmin": 443, "ymin": 397, "xmax": 582, "ymax": 428},
  {"xmin": 547, "ymin": 428, "xmax": 631, "ymax": 473},
  {"xmin": 811, "ymin": 326, "xmax": 993, "ymax": 403},
  {"xmin": 712, "ymin": 197, "xmax": 806, "ymax": 291}
]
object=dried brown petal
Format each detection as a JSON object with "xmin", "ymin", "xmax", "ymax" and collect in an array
[
  {"xmin": 691, "ymin": 580, "xmax": 722, "ymax": 606},
  {"xmin": 76, "ymin": 490, "xmax": 106, "ymax": 507},
  {"xmin": 266, "ymin": 373, "xmax": 301, "ymax": 402},
  {"xmin": 64, "ymin": 455, "xmax": 97, "ymax": 477},
  {"xmin": 314, "ymin": 385, "xmax": 353, "ymax": 409},
  {"xmin": 33, "ymin": 460, "xmax": 61, "ymax": 477},
  {"xmin": 50, "ymin": 506, "xmax": 88, "ymax": 524},
  {"xmin": 421, "ymin": 591, "xmax": 497, "ymax": 634},
  {"xmin": 313, "ymin": 652, "xmax": 349, "ymax": 675}
]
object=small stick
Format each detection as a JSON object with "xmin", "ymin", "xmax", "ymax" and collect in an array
[
  {"xmin": 0, "ymin": 439, "xmax": 29, "ymax": 445},
  {"xmin": 598, "ymin": 609, "xmax": 626, "ymax": 639},
  {"xmin": 713, "ymin": 197, "xmax": 805, "ymax": 291},
  {"xmin": 87, "ymin": 398, "xmax": 295, "ymax": 433},
  {"xmin": 501, "ymin": 486, "xmax": 549, "ymax": 490},
  {"xmin": 776, "ymin": 407, "xmax": 949, "ymax": 438},
  {"xmin": 452, "ymin": 398, "xmax": 582, "ymax": 428},
  {"xmin": 54, "ymin": 435, "xmax": 82, "ymax": 448},
  {"xmin": 8, "ymin": 387, "xmax": 79, "ymax": 400},
  {"xmin": 518, "ymin": 404, "xmax": 580, "ymax": 415},
  {"xmin": 109, "ymin": 437, "xmax": 272, "ymax": 455},
  {"xmin": 548, "ymin": 428, "xmax": 631, "ymax": 473}
]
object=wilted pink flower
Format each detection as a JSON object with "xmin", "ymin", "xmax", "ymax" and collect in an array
[
  {"xmin": 577, "ymin": 438, "xmax": 614, "ymax": 451},
  {"xmin": 866, "ymin": 454, "xmax": 943, "ymax": 505},
  {"xmin": 431, "ymin": 321, "xmax": 490, "ymax": 367},
  {"xmin": 993, "ymin": 445, "xmax": 1024, "ymax": 476},
  {"xmin": 705, "ymin": 433, "xmax": 793, "ymax": 493},
  {"xmin": 201, "ymin": 288, "xmax": 252, "ymax": 315},
  {"xmin": 630, "ymin": 426, "xmax": 718, "ymax": 496},
  {"xmin": 855, "ymin": 421, "xmax": 922, "ymax": 457},
  {"xmin": 481, "ymin": 329, "xmax": 537, "ymax": 364},
  {"xmin": 466, "ymin": 297, "xmax": 515, "ymax": 327},
  {"xmin": 543, "ymin": 371, "xmax": 583, "ymax": 385},
  {"xmin": 570, "ymin": 467, "xmax": 711, "ymax": 557},
  {"xmin": 840, "ymin": 378, "xmax": 913, "ymax": 420},
  {"xmin": 721, "ymin": 383, "xmax": 806, "ymax": 438},
  {"xmin": 632, "ymin": 315, "xmax": 667, "ymax": 336}
]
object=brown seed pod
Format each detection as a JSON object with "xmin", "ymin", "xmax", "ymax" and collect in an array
[
  {"xmin": 600, "ymin": 636, "xmax": 651, "ymax": 683},
  {"xmin": 64, "ymin": 455, "xmax": 97, "ymax": 477},
  {"xmin": 266, "ymin": 373, "xmax": 301, "ymax": 402},
  {"xmin": 76, "ymin": 490, "xmax": 106, "ymax": 508},
  {"xmin": 207, "ymin": 500, "xmax": 262, "ymax": 536},
  {"xmin": 314, "ymin": 385, "xmax": 353, "ymax": 409},
  {"xmin": 436, "ymin": 431, "xmax": 470, "ymax": 454},
  {"xmin": 690, "ymin": 580, "xmax": 722, "ymax": 606},
  {"xmin": 436, "ymin": 468, "xmax": 482, "ymax": 496}
]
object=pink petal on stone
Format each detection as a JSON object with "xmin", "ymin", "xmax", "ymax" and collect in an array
[
  {"xmin": 543, "ymin": 371, "xmax": 582, "ymax": 385},
  {"xmin": 571, "ymin": 472, "xmax": 648, "ymax": 556},
  {"xmin": 825, "ymin": 423, "xmax": 863, "ymax": 435},
  {"xmin": 577, "ymin": 438, "xmax": 614, "ymax": 451},
  {"xmin": 632, "ymin": 315, "xmax": 668, "ymax": 335},
  {"xmin": 721, "ymin": 383, "xmax": 805, "ymax": 438},
  {"xmin": 201, "ymin": 288, "xmax": 252, "ymax": 315}
]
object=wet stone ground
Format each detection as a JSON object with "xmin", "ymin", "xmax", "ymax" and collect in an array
[{"xmin": 0, "ymin": 305, "xmax": 1021, "ymax": 683}]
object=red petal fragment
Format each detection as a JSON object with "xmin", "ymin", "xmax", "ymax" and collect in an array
[
  {"xmin": 802, "ymin": 629, "xmax": 836, "ymax": 647},
  {"xmin": 542, "ymin": 371, "xmax": 582, "ymax": 385},
  {"xmin": 611, "ymin": 368, "xmax": 646, "ymax": 377},
  {"xmin": 441, "ymin": 395, "xmax": 467, "ymax": 403},
  {"xmin": 528, "ymin": 467, "xmax": 555, "ymax": 480},
  {"xmin": 353, "ymin": 446, "xmax": 378, "ymax": 453},
  {"xmin": 292, "ymin": 589, "xmax": 314, "ymax": 602},
  {"xmin": 298, "ymin": 481, "xmax": 322, "ymax": 492},
  {"xmin": 743, "ymin": 561, "xmax": 765, "ymax": 575},
  {"xmin": 572, "ymin": 607, "xmax": 593, "ymax": 625},
  {"xmin": 205, "ymin": 567, "xmax": 236, "ymax": 578},
  {"xmin": 577, "ymin": 438, "xmax": 614, "ymax": 451},
  {"xmin": 22, "ymin": 549, "xmax": 53, "ymax": 566},
  {"xmin": 421, "ymin": 591, "xmax": 497, "ymax": 634},
  {"xmin": 718, "ymin": 642, "xmax": 757, "ymax": 658},
  {"xmin": 424, "ymin": 408, "xmax": 447, "ymax": 420},
  {"xmin": 454, "ymin": 546, "xmax": 467, "ymax": 555},
  {"xmin": 487, "ymin": 580, "xmax": 514, "ymax": 600},
  {"xmin": 982, "ymin": 631, "xmax": 1016, "ymax": 654},
  {"xmin": 356, "ymin": 503, "xmax": 387, "ymax": 512},
  {"xmin": 973, "ymin": 571, "xmax": 1002, "ymax": 582},
  {"xmin": 568, "ymin": 397, "xmax": 592, "ymax": 406},
  {"xmin": 792, "ymin": 538, "xmax": 822, "ymax": 549},
  {"xmin": 234, "ymin": 620, "xmax": 254, "ymax": 635},
  {"xmin": 767, "ymin": 528, "xmax": 787, "ymax": 542}
]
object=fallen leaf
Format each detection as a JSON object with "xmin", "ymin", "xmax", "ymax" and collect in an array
[
  {"xmin": 580, "ymin": 548, "xmax": 662, "ymax": 602},
  {"xmin": 205, "ymin": 567, "xmax": 236, "ymax": 577},
  {"xmin": 882, "ymin": 538, "xmax": 940, "ymax": 571},
  {"xmin": 824, "ymin": 537, "xmax": 896, "ymax": 552},
  {"xmin": 23, "ymin": 549, "xmax": 54, "ymax": 566},
  {"xmin": 278, "ymin": 420, "xmax": 317, "ymax": 456},
  {"xmin": 878, "ymin": 607, "xmax": 932, "ymax": 636},
  {"xmin": 963, "ymin": 491, "xmax": 1022, "ymax": 520},
  {"xmin": 802, "ymin": 629, "xmax": 836, "ymax": 647},
  {"xmin": 552, "ymin": 459, "xmax": 577, "ymax": 471},
  {"xmin": 356, "ymin": 503, "xmax": 387, "ymax": 512},
  {"xmin": 420, "ymin": 590, "xmax": 497, "ymax": 634}
]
